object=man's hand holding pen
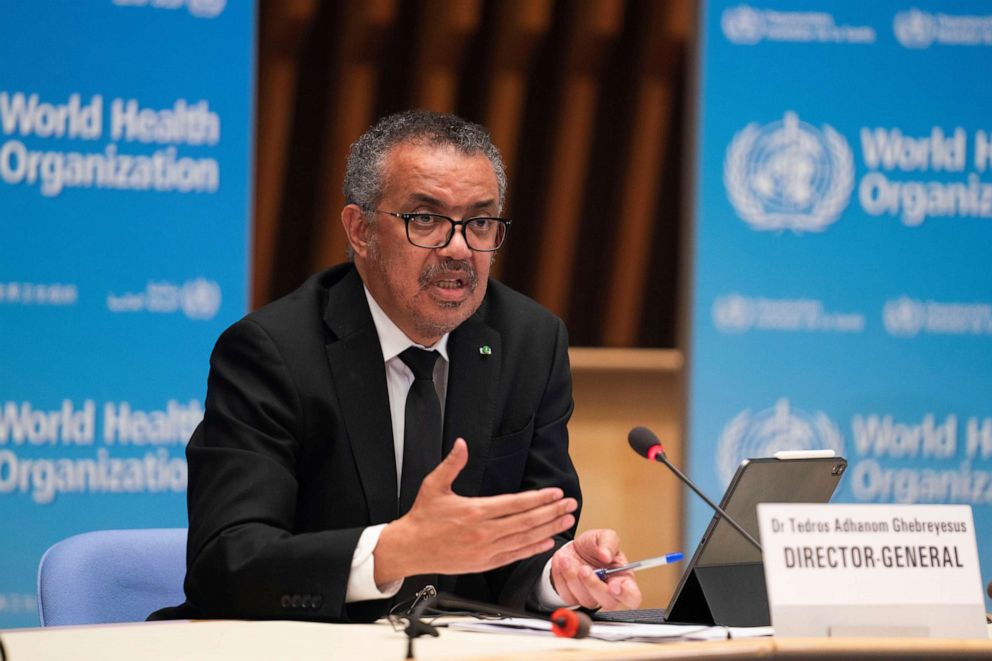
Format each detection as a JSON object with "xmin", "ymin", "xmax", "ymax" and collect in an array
[{"xmin": 550, "ymin": 529, "xmax": 643, "ymax": 611}]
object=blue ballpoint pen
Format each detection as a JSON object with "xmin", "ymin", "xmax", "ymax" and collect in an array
[{"xmin": 595, "ymin": 551, "xmax": 685, "ymax": 580}]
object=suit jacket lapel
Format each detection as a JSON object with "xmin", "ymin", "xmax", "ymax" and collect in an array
[
  {"xmin": 322, "ymin": 268, "xmax": 398, "ymax": 524},
  {"xmin": 444, "ymin": 305, "xmax": 501, "ymax": 497}
]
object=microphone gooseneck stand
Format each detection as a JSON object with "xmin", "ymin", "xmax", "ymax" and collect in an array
[
  {"xmin": 402, "ymin": 609, "xmax": 440, "ymax": 660},
  {"xmin": 628, "ymin": 426, "xmax": 762, "ymax": 551}
]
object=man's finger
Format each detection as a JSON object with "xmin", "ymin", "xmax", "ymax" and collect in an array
[
  {"xmin": 574, "ymin": 528, "xmax": 621, "ymax": 565},
  {"xmin": 571, "ymin": 562, "xmax": 645, "ymax": 611},
  {"xmin": 487, "ymin": 497, "xmax": 576, "ymax": 539},
  {"xmin": 603, "ymin": 575, "xmax": 642, "ymax": 610},
  {"xmin": 489, "ymin": 512, "xmax": 575, "ymax": 555},
  {"xmin": 564, "ymin": 563, "xmax": 601, "ymax": 609},
  {"xmin": 487, "ymin": 537, "xmax": 556, "ymax": 570},
  {"xmin": 574, "ymin": 565, "xmax": 631, "ymax": 610},
  {"xmin": 422, "ymin": 438, "xmax": 468, "ymax": 491},
  {"xmin": 550, "ymin": 556, "xmax": 580, "ymax": 606},
  {"xmin": 469, "ymin": 487, "xmax": 569, "ymax": 520}
]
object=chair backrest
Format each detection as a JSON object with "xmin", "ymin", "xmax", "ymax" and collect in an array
[{"xmin": 37, "ymin": 528, "xmax": 187, "ymax": 626}]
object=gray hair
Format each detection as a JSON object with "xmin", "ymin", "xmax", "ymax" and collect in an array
[{"xmin": 343, "ymin": 109, "xmax": 507, "ymax": 214}]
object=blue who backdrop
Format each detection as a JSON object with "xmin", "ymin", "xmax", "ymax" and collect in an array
[
  {"xmin": 689, "ymin": 0, "xmax": 992, "ymax": 610},
  {"xmin": 0, "ymin": 0, "xmax": 254, "ymax": 627}
]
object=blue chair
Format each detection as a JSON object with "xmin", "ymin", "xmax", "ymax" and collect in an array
[{"xmin": 37, "ymin": 528, "xmax": 187, "ymax": 626}]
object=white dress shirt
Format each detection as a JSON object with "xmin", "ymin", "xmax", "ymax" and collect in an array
[{"xmin": 344, "ymin": 286, "xmax": 566, "ymax": 609}]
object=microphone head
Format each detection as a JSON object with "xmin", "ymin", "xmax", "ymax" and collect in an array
[
  {"xmin": 628, "ymin": 426, "xmax": 664, "ymax": 460},
  {"xmin": 550, "ymin": 608, "xmax": 591, "ymax": 639}
]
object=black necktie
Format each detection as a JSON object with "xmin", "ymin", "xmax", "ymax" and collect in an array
[
  {"xmin": 397, "ymin": 347, "xmax": 442, "ymax": 516},
  {"xmin": 395, "ymin": 347, "xmax": 442, "ymax": 609}
]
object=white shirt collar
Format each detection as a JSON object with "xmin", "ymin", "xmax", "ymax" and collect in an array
[{"xmin": 363, "ymin": 285, "xmax": 450, "ymax": 363}]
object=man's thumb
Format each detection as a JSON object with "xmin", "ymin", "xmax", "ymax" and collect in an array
[{"xmin": 425, "ymin": 437, "xmax": 468, "ymax": 491}]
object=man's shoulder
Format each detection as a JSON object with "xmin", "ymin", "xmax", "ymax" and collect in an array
[
  {"xmin": 223, "ymin": 263, "xmax": 357, "ymax": 346},
  {"xmin": 246, "ymin": 264, "xmax": 353, "ymax": 325}
]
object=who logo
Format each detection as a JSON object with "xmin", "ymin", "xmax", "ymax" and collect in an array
[
  {"xmin": 181, "ymin": 278, "xmax": 222, "ymax": 319},
  {"xmin": 112, "ymin": 0, "xmax": 226, "ymax": 19},
  {"xmin": 716, "ymin": 399, "xmax": 845, "ymax": 484},
  {"xmin": 721, "ymin": 4, "xmax": 764, "ymax": 45},
  {"xmin": 724, "ymin": 112, "xmax": 854, "ymax": 233},
  {"xmin": 711, "ymin": 293, "xmax": 755, "ymax": 333},
  {"xmin": 883, "ymin": 296, "xmax": 926, "ymax": 337},
  {"xmin": 893, "ymin": 9, "xmax": 937, "ymax": 49}
]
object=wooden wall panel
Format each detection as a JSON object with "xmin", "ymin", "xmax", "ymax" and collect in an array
[
  {"xmin": 531, "ymin": 0, "xmax": 624, "ymax": 319},
  {"xmin": 312, "ymin": 0, "xmax": 399, "ymax": 272},
  {"xmin": 411, "ymin": 1, "xmax": 483, "ymax": 110},
  {"xmin": 254, "ymin": 0, "xmax": 317, "ymax": 305},
  {"xmin": 603, "ymin": 2, "xmax": 681, "ymax": 346},
  {"xmin": 479, "ymin": 0, "xmax": 554, "ymax": 280},
  {"xmin": 254, "ymin": 0, "xmax": 693, "ymax": 349},
  {"xmin": 568, "ymin": 348, "xmax": 685, "ymax": 609}
]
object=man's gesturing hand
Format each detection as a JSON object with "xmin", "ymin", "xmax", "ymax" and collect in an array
[
  {"xmin": 374, "ymin": 438, "xmax": 578, "ymax": 585},
  {"xmin": 550, "ymin": 529, "xmax": 642, "ymax": 611}
]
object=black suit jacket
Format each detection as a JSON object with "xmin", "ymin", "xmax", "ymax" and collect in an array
[{"xmin": 153, "ymin": 264, "xmax": 581, "ymax": 622}]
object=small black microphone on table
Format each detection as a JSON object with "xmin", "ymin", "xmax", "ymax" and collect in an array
[{"xmin": 627, "ymin": 426, "xmax": 762, "ymax": 551}]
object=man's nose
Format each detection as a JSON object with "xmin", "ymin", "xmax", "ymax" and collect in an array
[{"xmin": 438, "ymin": 224, "xmax": 472, "ymax": 259}]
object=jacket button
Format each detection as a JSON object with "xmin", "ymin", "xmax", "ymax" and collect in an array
[
  {"xmin": 301, "ymin": 594, "xmax": 312, "ymax": 608},
  {"xmin": 291, "ymin": 594, "xmax": 302, "ymax": 608},
  {"xmin": 280, "ymin": 595, "xmax": 291, "ymax": 608},
  {"xmin": 312, "ymin": 595, "xmax": 323, "ymax": 609}
]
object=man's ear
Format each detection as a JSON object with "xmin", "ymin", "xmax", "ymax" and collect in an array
[{"xmin": 341, "ymin": 204, "xmax": 370, "ymax": 259}]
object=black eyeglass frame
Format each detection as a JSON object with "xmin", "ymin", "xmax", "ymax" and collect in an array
[{"xmin": 373, "ymin": 210, "xmax": 511, "ymax": 252}]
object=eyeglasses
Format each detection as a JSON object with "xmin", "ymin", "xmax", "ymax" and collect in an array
[{"xmin": 374, "ymin": 210, "xmax": 511, "ymax": 252}]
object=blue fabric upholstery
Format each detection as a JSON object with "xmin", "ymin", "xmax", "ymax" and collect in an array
[{"xmin": 37, "ymin": 529, "xmax": 187, "ymax": 626}]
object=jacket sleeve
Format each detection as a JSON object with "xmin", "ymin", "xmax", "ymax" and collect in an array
[{"xmin": 183, "ymin": 318, "xmax": 386, "ymax": 622}]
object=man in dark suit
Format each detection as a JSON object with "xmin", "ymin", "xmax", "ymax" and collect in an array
[{"xmin": 157, "ymin": 110, "xmax": 641, "ymax": 622}]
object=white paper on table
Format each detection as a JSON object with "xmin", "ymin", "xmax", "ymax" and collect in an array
[
  {"xmin": 446, "ymin": 617, "xmax": 774, "ymax": 642},
  {"xmin": 683, "ymin": 625, "xmax": 775, "ymax": 640}
]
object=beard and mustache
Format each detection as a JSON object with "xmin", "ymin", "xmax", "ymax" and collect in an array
[
  {"xmin": 365, "ymin": 231, "xmax": 489, "ymax": 339},
  {"xmin": 418, "ymin": 258, "xmax": 480, "ymax": 307}
]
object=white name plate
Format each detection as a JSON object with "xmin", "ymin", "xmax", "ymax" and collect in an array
[{"xmin": 757, "ymin": 503, "xmax": 987, "ymax": 639}]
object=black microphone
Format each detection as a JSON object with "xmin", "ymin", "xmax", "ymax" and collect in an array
[{"xmin": 628, "ymin": 426, "xmax": 762, "ymax": 551}]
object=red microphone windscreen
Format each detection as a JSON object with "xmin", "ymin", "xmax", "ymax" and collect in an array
[
  {"xmin": 550, "ymin": 608, "xmax": 591, "ymax": 639},
  {"xmin": 628, "ymin": 426, "xmax": 663, "ymax": 459}
]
